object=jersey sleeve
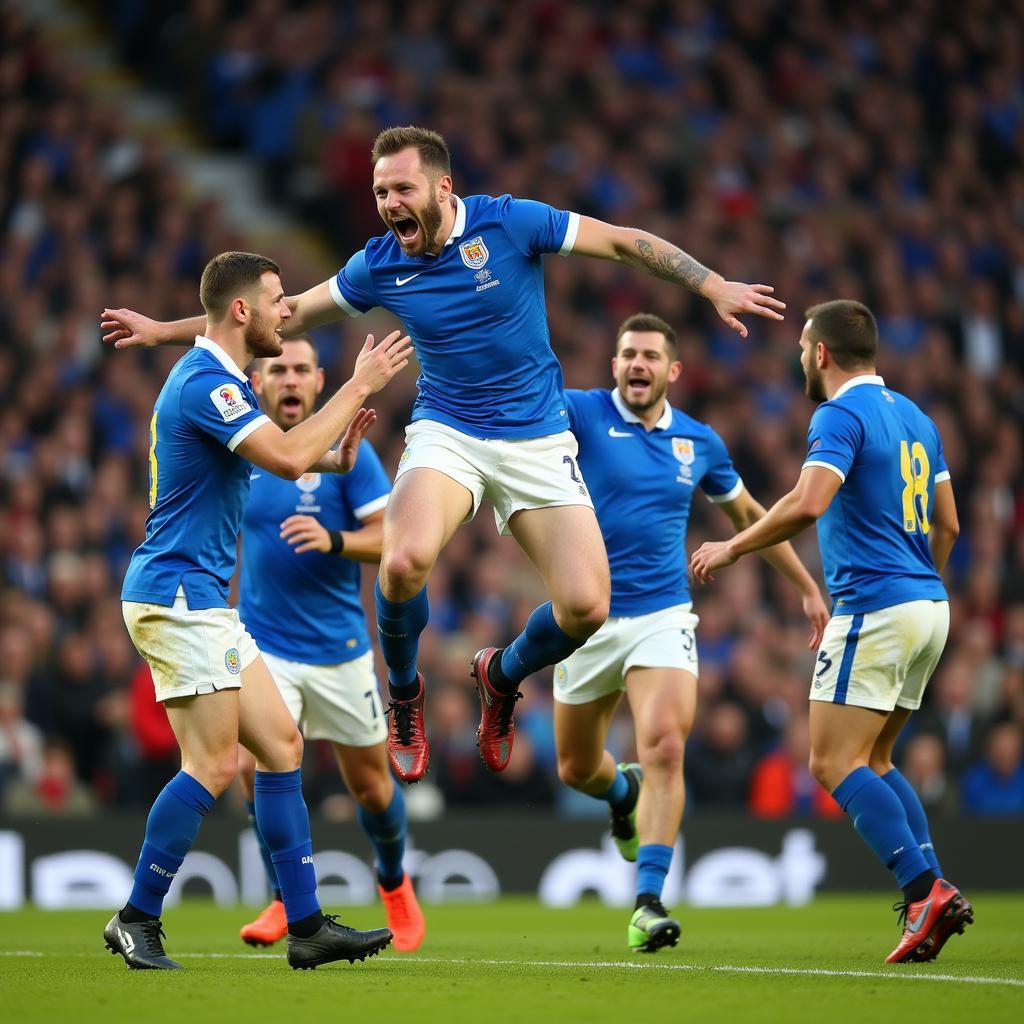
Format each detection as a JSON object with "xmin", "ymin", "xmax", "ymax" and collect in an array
[
  {"xmin": 179, "ymin": 371, "xmax": 269, "ymax": 452},
  {"xmin": 932, "ymin": 422, "xmax": 950, "ymax": 484},
  {"xmin": 498, "ymin": 195, "xmax": 580, "ymax": 258},
  {"xmin": 343, "ymin": 440, "xmax": 392, "ymax": 519},
  {"xmin": 329, "ymin": 249, "xmax": 376, "ymax": 316},
  {"xmin": 700, "ymin": 428, "xmax": 744, "ymax": 504},
  {"xmin": 803, "ymin": 403, "xmax": 864, "ymax": 483},
  {"xmin": 563, "ymin": 389, "xmax": 586, "ymax": 433}
]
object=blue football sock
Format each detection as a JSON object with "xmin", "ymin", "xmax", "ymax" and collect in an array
[
  {"xmin": 832, "ymin": 766, "xmax": 930, "ymax": 887},
  {"xmin": 253, "ymin": 769, "xmax": 320, "ymax": 924},
  {"xmin": 375, "ymin": 580, "xmax": 429, "ymax": 693},
  {"xmin": 245, "ymin": 798, "xmax": 281, "ymax": 900},
  {"xmin": 595, "ymin": 768, "xmax": 629, "ymax": 806},
  {"xmin": 882, "ymin": 768, "xmax": 942, "ymax": 875},
  {"xmin": 357, "ymin": 785, "xmax": 407, "ymax": 888},
  {"xmin": 636, "ymin": 844, "xmax": 674, "ymax": 901},
  {"xmin": 500, "ymin": 602, "xmax": 581, "ymax": 685},
  {"xmin": 128, "ymin": 771, "xmax": 214, "ymax": 917}
]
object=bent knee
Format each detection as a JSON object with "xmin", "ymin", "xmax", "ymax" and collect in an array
[
  {"xmin": 191, "ymin": 751, "xmax": 238, "ymax": 797},
  {"xmin": 557, "ymin": 755, "xmax": 602, "ymax": 791},
  {"xmin": 381, "ymin": 548, "xmax": 434, "ymax": 594},
  {"xmin": 640, "ymin": 730, "xmax": 685, "ymax": 773},
  {"xmin": 353, "ymin": 778, "xmax": 393, "ymax": 814},
  {"xmin": 558, "ymin": 596, "xmax": 609, "ymax": 641}
]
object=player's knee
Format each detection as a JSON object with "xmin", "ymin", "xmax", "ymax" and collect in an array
[
  {"xmin": 558, "ymin": 593, "xmax": 609, "ymax": 641},
  {"xmin": 557, "ymin": 753, "xmax": 600, "ymax": 791},
  {"xmin": 279, "ymin": 727, "xmax": 304, "ymax": 771},
  {"xmin": 353, "ymin": 776, "xmax": 392, "ymax": 814},
  {"xmin": 808, "ymin": 749, "xmax": 838, "ymax": 791},
  {"xmin": 381, "ymin": 548, "xmax": 432, "ymax": 594},
  {"xmin": 203, "ymin": 750, "xmax": 240, "ymax": 797},
  {"xmin": 640, "ymin": 729, "xmax": 685, "ymax": 774}
]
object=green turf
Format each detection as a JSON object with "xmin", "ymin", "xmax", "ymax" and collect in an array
[{"xmin": 1, "ymin": 896, "xmax": 1021, "ymax": 1023}]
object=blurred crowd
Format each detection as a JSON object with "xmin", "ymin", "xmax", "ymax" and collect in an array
[{"xmin": 1, "ymin": 1, "xmax": 1023, "ymax": 823}]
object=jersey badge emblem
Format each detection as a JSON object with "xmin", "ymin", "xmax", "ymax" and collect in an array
[
  {"xmin": 672, "ymin": 438, "xmax": 695, "ymax": 465},
  {"xmin": 296, "ymin": 473, "xmax": 322, "ymax": 493},
  {"xmin": 210, "ymin": 383, "xmax": 252, "ymax": 422},
  {"xmin": 459, "ymin": 236, "xmax": 489, "ymax": 269},
  {"xmin": 225, "ymin": 648, "xmax": 241, "ymax": 674}
]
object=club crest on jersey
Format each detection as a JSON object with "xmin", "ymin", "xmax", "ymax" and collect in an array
[
  {"xmin": 225, "ymin": 648, "xmax": 241, "ymax": 674},
  {"xmin": 209, "ymin": 383, "xmax": 252, "ymax": 422},
  {"xmin": 459, "ymin": 236, "xmax": 489, "ymax": 269},
  {"xmin": 296, "ymin": 473, "xmax": 322, "ymax": 493},
  {"xmin": 673, "ymin": 438, "xmax": 695, "ymax": 465}
]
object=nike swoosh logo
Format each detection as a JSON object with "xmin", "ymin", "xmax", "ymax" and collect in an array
[
  {"xmin": 906, "ymin": 897, "xmax": 934, "ymax": 933},
  {"xmin": 608, "ymin": 427, "xmax": 632, "ymax": 437},
  {"xmin": 395, "ymin": 273, "xmax": 421, "ymax": 286},
  {"xmin": 250, "ymin": 473, "xmax": 261, "ymax": 480}
]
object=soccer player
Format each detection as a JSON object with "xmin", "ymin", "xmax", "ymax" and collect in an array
[
  {"xmin": 100, "ymin": 125, "xmax": 785, "ymax": 784},
  {"xmin": 235, "ymin": 335, "xmax": 424, "ymax": 951},
  {"xmin": 555, "ymin": 313, "xmax": 829, "ymax": 952},
  {"xmin": 690, "ymin": 300, "xmax": 972, "ymax": 964},
  {"xmin": 105, "ymin": 251, "xmax": 411, "ymax": 970}
]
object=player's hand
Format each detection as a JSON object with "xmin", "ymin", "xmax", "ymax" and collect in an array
[
  {"xmin": 701, "ymin": 279, "xmax": 786, "ymax": 338},
  {"xmin": 280, "ymin": 514, "xmax": 332, "ymax": 554},
  {"xmin": 100, "ymin": 308, "xmax": 168, "ymax": 348},
  {"xmin": 689, "ymin": 540, "xmax": 737, "ymax": 583},
  {"xmin": 334, "ymin": 407, "xmax": 377, "ymax": 473},
  {"xmin": 801, "ymin": 590, "xmax": 831, "ymax": 650},
  {"xmin": 352, "ymin": 330, "xmax": 414, "ymax": 394}
]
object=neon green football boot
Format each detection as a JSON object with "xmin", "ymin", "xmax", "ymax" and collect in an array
[
  {"xmin": 610, "ymin": 762, "xmax": 643, "ymax": 862},
  {"xmin": 628, "ymin": 899, "xmax": 681, "ymax": 953}
]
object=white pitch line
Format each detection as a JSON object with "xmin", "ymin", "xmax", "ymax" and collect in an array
[{"xmin": 2, "ymin": 950, "xmax": 1022, "ymax": 988}]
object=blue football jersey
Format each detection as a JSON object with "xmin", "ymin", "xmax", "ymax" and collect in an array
[
  {"xmin": 567, "ymin": 389, "xmax": 743, "ymax": 616},
  {"xmin": 803, "ymin": 375, "xmax": 949, "ymax": 614},
  {"xmin": 237, "ymin": 442, "xmax": 391, "ymax": 665},
  {"xmin": 122, "ymin": 338, "xmax": 270, "ymax": 609},
  {"xmin": 330, "ymin": 194, "xmax": 579, "ymax": 440}
]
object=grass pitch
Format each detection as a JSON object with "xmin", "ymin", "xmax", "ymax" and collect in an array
[{"xmin": 1, "ymin": 896, "xmax": 1021, "ymax": 1024}]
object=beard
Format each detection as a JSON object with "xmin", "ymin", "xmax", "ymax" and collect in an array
[
  {"xmin": 404, "ymin": 195, "xmax": 443, "ymax": 254},
  {"xmin": 804, "ymin": 361, "xmax": 827, "ymax": 402},
  {"xmin": 245, "ymin": 309, "xmax": 282, "ymax": 358},
  {"xmin": 621, "ymin": 378, "xmax": 668, "ymax": 415}
]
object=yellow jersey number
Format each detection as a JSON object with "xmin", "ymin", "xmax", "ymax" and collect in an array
[
  {"xmin": 148, "ymin": 409, "xmax": 157, "ymax": 509},
  {"xmin": 899, "ymin": 439, "xmax": 930, "ymax": 534}
]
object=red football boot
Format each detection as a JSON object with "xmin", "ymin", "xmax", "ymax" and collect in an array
[
  {"xmin": 378, "ymin": 874, "xmax": 425, "ymax": 952},
  {"xmin": 471, "ymin": 648, "xmax": 522, "ymax": 773},
  {"xmin": 886, "ymin": 878, "xmax": 974, "ymax": 964},
  {"xmin": 386, "ymin": 675, "xmax": 429, "ymax": 782},
  {"xmin": 240, "ymin": 898, "xmax": 287, "ymax": 947}
]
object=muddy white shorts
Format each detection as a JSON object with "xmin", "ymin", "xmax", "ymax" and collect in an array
[
  {"xmin": 122, "ymin": 587, "xmax": 259, "ymax": 702},
  {"xmin": 262, "ymin": 649, "xmax": 387, "ymax": 746},
  {"xmin": 395, "ymin": 419, "xmax": 595, "ymax": 535},
  {"xmin": 553, "ymin": 603, "xmax": 699, "ymax": 705},
  {"xmin": 809, "ymin": 599, "xmax": 949, "ymax": 711}
]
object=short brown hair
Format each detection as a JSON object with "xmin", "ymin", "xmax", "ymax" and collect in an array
[
  {"xmin": 616, "ymin": 312, "xmax": 678, "ymax": 357},
  {"xmin": 371, "ymin": 125, "xmax": 451, "ymax": 177},
  {"xmin": 200, "ymin": 251, "xmax": 280, "ymax": 321},
  {"xmin": 804, "ymin": 300, "xmax": 878, "ymax": 370}
]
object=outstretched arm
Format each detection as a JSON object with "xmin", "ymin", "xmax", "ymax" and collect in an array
[
  {"xmin": 690, "ymin": 466, "xmax": 842, "ymax": 581},
  {"xmin": 101, "ymin": 280, "xmax": 344, "ymax": 349},
  {"xmin": 572, "ymin": 217, "xmax": 785, "ymax": 337},
  {"xmin": 715, "ymin": 488, "xmax": 830, "ymax": 648}
]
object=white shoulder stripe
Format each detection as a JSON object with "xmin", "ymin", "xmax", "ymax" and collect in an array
[
  {"xmin": 353, "ymin": 493, "xmax": 390, "ymax": 520},
  {"xmin": 934, "ymin": 470, "xmax": 951, "ymax": 483},
  {"xmin": 559, "ymin": 212, "xmax": 580, "ymax": 257},
  {"xmin": 803, "ymin": 459, "xmax": 846, "ymax": 483},
  {"xmin": 227, "ymin": 415, "xmax": 270, "ymax": 452},
  {"xmin": 329, "ymin": 276, "xmax": 362, "ymax": 317}
]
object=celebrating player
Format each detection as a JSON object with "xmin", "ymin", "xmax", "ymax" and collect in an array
[
  {"xmin": 105, "ymin": 252, "xmax": 411, "ymax": 970},
  {"xmin": 690, "ymin": 300, "xmax": 972, "ymax": 964},
  {"xmin": 555, "ymin": 313, "xmax": 829, "ymax": 952},
  {"xmin": 101, "ymin": 125, "xmax": 785, "ymax": 784},
  {"xmin": 235, "ymin": 336, "xmax": 424, "ymax": 952}
]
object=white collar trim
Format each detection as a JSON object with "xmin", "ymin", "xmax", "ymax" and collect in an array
[
  {"xmin": 442, "ymin": 195, "xmax": 467, "ymax": 247},
  {"xmin": 611, "ymin": 388, "xmax": 673, "ymax": 430},
  {"xmin": 195, "ymin": 336, "xmax": 249, "ymax": 382},
  {"xmin": 832, "ymin": 373, "xmax": 884, "ymax": 400}
]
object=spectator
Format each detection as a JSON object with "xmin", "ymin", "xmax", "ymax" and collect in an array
[{"xmin": 961, "ymin": 722, "xmax": 1024, "ymax": 816}]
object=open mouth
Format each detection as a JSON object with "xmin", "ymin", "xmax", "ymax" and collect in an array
[
  {"xmin": 627, "ymin": 376, "xmax": 651, "ymax": 390},
  {"xmin": 280, "ymin": 396, "xmax": 302, "ymax": 412},
  {"xmin": 392, "ymin": 217, "xmax": 419, "ymax": 243}
]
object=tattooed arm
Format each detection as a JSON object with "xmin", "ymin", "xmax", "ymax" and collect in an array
[{"xmin": 571, "ymin": 217, "xmax": 785, "ymax": 337}]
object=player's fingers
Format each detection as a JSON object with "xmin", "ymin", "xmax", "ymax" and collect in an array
[
  {"xmin": 362, "ymin": 333, "xmax": 375, "ymax": 352},
  {"xmin": 749, "ymin": 301, "xmax": 785, "ymax": 320},
  {"xmin": 381, "ymin": 329, "xmax": 404, "ymax": 349},
  {"xmin": 293, "ymin": 540, "xmax": 318, "ymax": 554},
  {"xmin": 725, "ymin": 316, "xmax": 748, "ymax": 338}
]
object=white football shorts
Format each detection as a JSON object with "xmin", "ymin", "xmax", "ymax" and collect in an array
[
  {"xmin": 262, "ymin": 649, "xmax": 387, "ymax": 747},
  {"xmin": 395, "ymin": 419, "xmax": 595, "ymax": 535},
  {"xmin": 810, "ymin": 599, "xmax": 949, "ymax": 712},
  {"xmin": 553, "ymin": 603, "xmax": 699, "ymax": 706},
  {"xmin": 122, "ymin": 586, "xmax": 259, "ymax": 702}
]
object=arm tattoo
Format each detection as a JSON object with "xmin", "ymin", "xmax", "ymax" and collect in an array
[{"xmin": 632, "ymin": 238, "xmax": 712, "ymax": 292}]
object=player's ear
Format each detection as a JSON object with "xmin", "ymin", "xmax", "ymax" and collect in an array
[
  {"xmin": 230, "ymin": 295, "xmax": 248, "ymax": 326},
  {"xmin": 816, "ymin": 341, "xmax": 827, "ymax": 369},
  {"xmin": 251, "ymin": 369, "xmax": 263, "ymax": 395},
  {"xmin": 611, "ymin": 354, "xmax": 620, "ymax": 378},
  {"xmin": 315, "ymin": 367, "xmax": 325, "ymax": 395},
  {"xmin": 667, "ymin": 360, "xmax": 683, "ymax": 383},
  {"xmin": 436, "ymin": 173, "xmax": 453, "ymax": 202}
]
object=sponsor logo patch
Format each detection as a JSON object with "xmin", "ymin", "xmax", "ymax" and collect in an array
[
  {"xmin": 225, "ymin": 648, "xmax": 241, "ymax": 674},
  {"xmin": 210, "ymin": 383, "xmax": 253, "ymax": 422}
]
